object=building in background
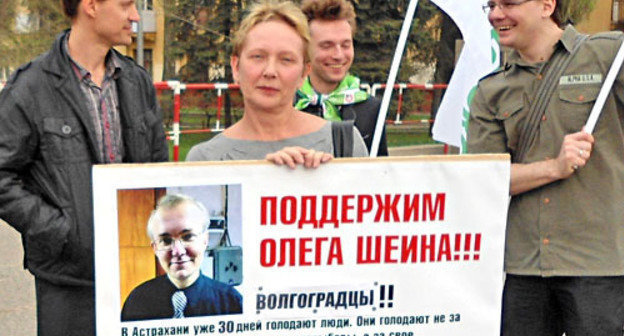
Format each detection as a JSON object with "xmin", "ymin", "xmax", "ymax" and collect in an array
[
  {"xmin": 116, "ymin": 0, "xmax": 166, "ymax": 81},
  {"xmin": 578, "ymin": 0, "xmax": 617, "ymax": 33},
  {"xmin": 0, "ymin": 0, "xmax": 165, "ymax": 85}
]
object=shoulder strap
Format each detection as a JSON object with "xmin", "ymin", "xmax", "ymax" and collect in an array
[
  {"xmin": 331, "ymin": 121, "xmax": 354, "ymax": 158},
  {"xmin": 514, "ymin": 34, "xmax": 588, "ymax": 162}
]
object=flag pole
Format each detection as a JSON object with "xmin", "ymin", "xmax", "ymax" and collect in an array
[
  {"xmin": 369, "ymin": 0, "xmax": 420, "ymax": 157},
  {"xmin": 585, "ymin": 39, "xmax": 624, "ymax": 134}
]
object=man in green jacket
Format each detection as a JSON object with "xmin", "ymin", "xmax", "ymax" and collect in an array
[{"xmin": 468, "ymin": 0, "xmax": 624, "ymax": 335}]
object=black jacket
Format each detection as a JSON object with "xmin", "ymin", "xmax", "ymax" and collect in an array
[
  {"xmin": 297, "ymin": 94, "xmax": 388, "ymax": 156},
  {"xmin": 0, "ymin": 31, "xmax": 169, "ymax": 286}
]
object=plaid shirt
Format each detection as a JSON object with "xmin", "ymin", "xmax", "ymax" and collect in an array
[{"xmin": 64, "ymin": 34, "xmax": 123, "ymax": 163}]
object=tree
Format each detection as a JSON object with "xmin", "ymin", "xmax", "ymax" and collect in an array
[
  {"xmin": 159, "ymin": 0, "xmax": 248, "ymax": 127},
  {"xmin": 558, "ymin": 0, "xmax": 597, "ymax": 26},
  {"xmin": 0, "ymin": 0, "xmax": 67, "ymax": 76},
  {"xmin": 157, "ymin": 0, "xmax": 597, "ymax": 85},
  {"xmin": 0, "ymin": 0, "xmax": 18, "ymax": 77},
  {"xmin": 351, "ymin": 0, "xmax": 438, "ymax": 84},
  {"xmin": 0, "ymin": 0, "xmax": 599, "ymax": 81},
  {"xmin": 160, "ymin": 0, "xmax": 246, "ymax": 82}
]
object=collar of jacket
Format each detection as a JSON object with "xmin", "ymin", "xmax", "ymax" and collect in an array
[
  {"xmin": 504, "ymin": 24, "xmax": 580, "ymax": 71},
  {"xmin": 39, "ymin": 29, "xmax": 145, "ymax": 163}
]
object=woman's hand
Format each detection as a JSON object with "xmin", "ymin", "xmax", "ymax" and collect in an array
[{"xmin": 266, "ymin": 146, "xmax": 333, "ymax": 169}]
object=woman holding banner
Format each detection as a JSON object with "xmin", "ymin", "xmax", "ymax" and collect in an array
[{"xmin": 187, "ymin": 0, "xmax": 367, "ymax": 167}]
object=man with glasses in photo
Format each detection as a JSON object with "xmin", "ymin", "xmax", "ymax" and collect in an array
[
  {"xmin": 121, "ymin": 194, "xmax": 242, "ymax": 321},
  {"xmin": 468, "ymin": 0, "xmax": 624, "ymax": 335}
]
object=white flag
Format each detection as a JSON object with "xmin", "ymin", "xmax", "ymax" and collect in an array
[{"xmin": 430, "ymin": 0, "xmax": 500, "ymax": 151}]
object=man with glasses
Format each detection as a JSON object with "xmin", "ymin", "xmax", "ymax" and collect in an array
[
  {"xmin": 121, "ymin": 194, "xmax": 242, "ymax": 321},
  {"xmin": 468, "ymin": 0, "xmax": 624, "ymax": 335}
]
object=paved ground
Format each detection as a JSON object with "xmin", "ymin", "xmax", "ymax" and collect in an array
[{"xmin": 0, "ymin": 220, "xmax": 36, "ymax": 336}]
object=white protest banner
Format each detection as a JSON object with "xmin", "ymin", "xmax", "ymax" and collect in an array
[
  {"xmin": 94, "ymin": 155, "xmax": 509, "ymax": 335},
  {"xmin": 430, "ymin": 0, "xmax": 500, "ymax": 150}
]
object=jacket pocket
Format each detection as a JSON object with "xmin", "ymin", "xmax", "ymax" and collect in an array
[
  {"xmin": 41, "ymin": 117, "xmax": 91, "ymax": 164},
  {"xmin": 494, "ymin": 102, "xmax": 525, "ymax": 152},
  {"xmin": 124, "ymin": 109, "xmax": 156, "ymax": 162},
  {"xmin": 557, "ymin": 85, "xmax": 600, "ymax": 132},
  {"xmin": 59, "ymin": 206, "xmax": 94, "ymax": 280}
]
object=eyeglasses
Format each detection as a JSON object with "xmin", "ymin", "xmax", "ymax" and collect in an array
[
  {"xmin": 482, "ymin": 0, "xmax": 535, "ymax": 14},
  {"xmin": 154, "ymin": 231, "xmax": 202, "ymax": 251}
]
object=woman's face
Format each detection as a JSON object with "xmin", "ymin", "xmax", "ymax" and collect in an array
[{"xmin": 231, "ymin": 20, "xmax": 309, "ymax": 114}]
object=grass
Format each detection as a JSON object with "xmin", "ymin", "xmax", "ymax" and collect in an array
[
  {"xmin": 168, "ymin": 132, "xmax": 216, "ymax": 161},
  {"xmin": 386, "ymin": 129, "xmax": 437, "ymax": 147}
]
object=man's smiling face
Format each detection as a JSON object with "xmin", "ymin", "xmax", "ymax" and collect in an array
[
  {"xmin": 308, "ymin": 19, "xmax": 354, "ymax": 94},
  {"xmin": 151, "ymin": 202, "xmax": 208, "ymax": 289}
]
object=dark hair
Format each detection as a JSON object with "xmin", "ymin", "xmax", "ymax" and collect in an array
[
  {"xmin": 300, "ymin": 0, "xmax": 357, "ymax": 34},
  {"xmin": 551, "ymin": 0, "xmax": 562, "ymax": 26},
  {"xmin": 61, "ymin": 0, "xmax": 82, "ymax": 18}
]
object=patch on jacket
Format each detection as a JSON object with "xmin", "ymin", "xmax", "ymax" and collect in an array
[{"xmin": 559, "ymin": 74, "xmax": 603, "ymax": 85}]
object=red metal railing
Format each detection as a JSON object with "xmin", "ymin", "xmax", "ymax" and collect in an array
[
  {"xmin": 154, "ymin": 81, "xmax": 448, "ymax": 161},
  {"xmin": 154, "ymin": 81, "xmax": 240, "ymax": 161}
]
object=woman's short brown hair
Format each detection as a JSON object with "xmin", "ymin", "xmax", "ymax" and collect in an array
[{"xmin": 231, "ymin": 0, "xmax": 311, "ymax": 62}]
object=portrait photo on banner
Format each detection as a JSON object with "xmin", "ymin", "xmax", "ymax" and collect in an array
[{"xmin": 116, "ymin": 184, "xmax": 244, "ymax": 323}]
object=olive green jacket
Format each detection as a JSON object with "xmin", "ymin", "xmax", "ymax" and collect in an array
[{"xmin": 468, "ymin": 26, "xmax": 624, "ymax": 276}]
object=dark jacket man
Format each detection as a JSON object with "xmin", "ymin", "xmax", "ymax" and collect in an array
[{"xmin": 0, "ymin": 30, "xmax": 168, "ymax": 335}]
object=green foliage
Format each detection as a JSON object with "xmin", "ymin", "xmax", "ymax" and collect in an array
[
  {"xmin": 0, "ymin": 0, "xmax": 598, "ymax": 89},
  {"xmin": 160, "ymin": 0, "xmax": 440, "ymax": 84},
  {"xmin": 0, "ymin": 0, "xmax": 17, "ymax": 71},
  {"xmin": 160, "ymin": 0, "xmax": 247, "ymax": 82},
  {"xmin": 0, "ymin": 0, "xmax": 68, "ymax": 71},
  {"xmin": 557, "ymin": 0, "xmax": 597, "ymax": 26},
  {"xmin": 156, "ymin": 0, "xmax": 597, "ymax": 85},
  {"xmin": 0, "ymin": 0, "xmax": 16, "ymax": 37},
  {"xmin": 352, "ymin": 0, "xmax": 438, "ymax": 83}
]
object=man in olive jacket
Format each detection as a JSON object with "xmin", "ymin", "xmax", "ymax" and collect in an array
[
  {"xmin": 0, "ymin": 0, "xmax": 168, "ymax": 335},
  {"xmin": 468, "ymin": 0, "xmax": 624, "ymax": 335}
]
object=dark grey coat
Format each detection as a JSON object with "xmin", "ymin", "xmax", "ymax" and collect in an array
[{"xmin": 0, "ymin": 31, "xmax": 168, "ymax": 286}]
